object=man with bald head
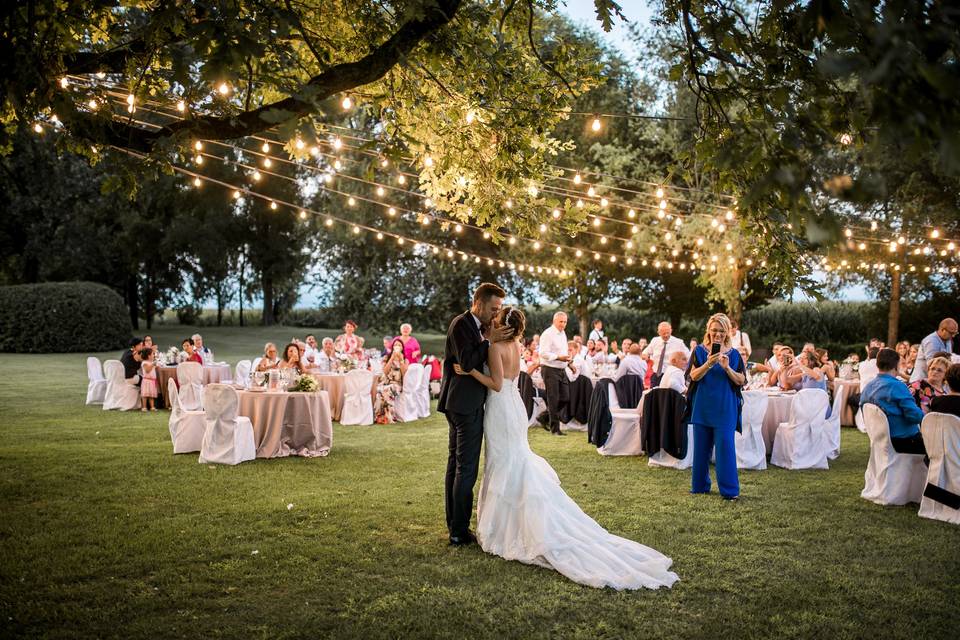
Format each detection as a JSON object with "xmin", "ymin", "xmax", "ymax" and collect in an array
[
  {"xmin": 910, "ymin": 318, "xmax": 958, "ymax": 383},
  {"xmin": 538, "ymin": 311, "xmax": 571, "ymax": 435},
  {"xmin": 642, "ymin": 321, "xmax": 690, "ymax": 386}
]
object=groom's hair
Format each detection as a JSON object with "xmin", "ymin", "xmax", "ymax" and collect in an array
[{"xmin": 473, "ymin": 282, "xmax": 506, "ymax": 303}]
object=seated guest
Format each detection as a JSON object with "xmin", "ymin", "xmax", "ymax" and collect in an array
[
  {"xmin": 910, "ymin": 317, "xmax": 958, "ymax": 383},
  {"xmin": 815, "ymin": 348, "xmax": 836, "ymax": 382},
  {"xmin": 585, "ymin": 339, "xmax": 597, "ymax": 359},
  {"xmin": 930, "ymin": 364, "xmax": 960, "ymax": 418},
  {"xmin": 182, "ymin": 338, "xmax": 203, "ymax": 365},
  {"xmin": 636, "ymin": 338, "xmax": 648, "ymax": 353},
  {"xmin": 335, "ymin": 320, "xmax": 364, "ymax": 357},
  {"xmin": 395, "ymin": 323, "xmax": 422, "ymax": 364},
  {"xmin": 755, "ymin": 342, "xmax": 784, "ymax": 374},
  {"xmin": 658, "ymin": 351, "xmax": 689, "ymax": 394},
  {"xmin": 380, "ymin": 336, "xmax": 393, "ymax": 358},
  {"xmin": 302, "ymin": 334, "xmax": 319, "ymax": 368},
  {"xmin": 375, "ymin": 338, "xmax": 408, "ymax": 424},
  {"xmin": 192, "ymin": 333, "xmax": 212, "ymax": 363},
  {"xmin": 860, "ymin": 348, "xmax": 926, "ymax": 455},
  {"xmin": 609, "ymin": 340, "xmax": 620, "ymax": 363},
  {"xmin": 530, "ymin": 333, "xmax": 541, "ymax": 353},
  {"xmin": 256, "ymin": 343, "xmax": 280, "ymax": 371},
  {"xmin": 614, "ymin": 343, "xmax": 647, "ymax": 381},
  {"xmin": 802, "ymin": 342, "xmax": 816, "ymax": 354},
  {"xmin": 846, "ymin": 346, "xmax": 880, "ymax": 413},
  {"xmin": 591, "ymin": 339, "xmax": 612, "ymax": 366},
  {"xmin": 895, "ymin": 341, "xmax": 912, "ymax": 381},
  {"xmin": 526, "ymin": 350, "xmax": 542, "ymax": 376},
  {"xmin": 767, "ymin": 347, "xmax": 794, "ymax": 387},
  {"xmin": 620, "ymin": 338, "xmax": 633, "ymax": 360},
  {"xmin": 316, "ymin": 338, "xmax": 337, "ymax": 372},
  {"xmin": 780, "ymin": 350, "xmax": 827, "ymax": 391},
  {"xmin": 565, "ymin": 340, "xmax": 583, "ymax": 380},
  {"xmin": 688, "ymin": 338, "xmax": 698, "ymax": 352},
  {"xmin": 906, "ymin": 344, "xmax": 920, "ymax": 377},
  {"xmin": 571, "ymin": 334, "xmax": 584, "ymax": 356},
  {"xmin": 909, "ymin": 356, "xmax": 951, "ymax": 414},
  {"xmin": 279, "ymin": 342, "xmax": 304, "ymax": 374},
  {"xmin": 121, "ymin": 337, "xmax": 144, "ymax": 384}
]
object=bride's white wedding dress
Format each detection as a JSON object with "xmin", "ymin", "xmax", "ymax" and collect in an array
[{"xmin": 476, "ymin": 374, "xmax": 679, "ymax": 590}]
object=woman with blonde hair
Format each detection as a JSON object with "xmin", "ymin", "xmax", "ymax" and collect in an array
[
  {"xmin": 684, "ymin": 313, "xmax": 747, "ymax": 500},
  {"xmin": 909, "ymin": 355, "xmax": 951, "ymax": 413}
]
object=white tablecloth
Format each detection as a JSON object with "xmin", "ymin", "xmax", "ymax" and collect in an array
[
  {"xmin": 832, "ymin": 379, "xmax": 860, "ymax": 427},
  {"xmin": 761, "ymin": 394, "xmax": 794, "ymax": 453}
]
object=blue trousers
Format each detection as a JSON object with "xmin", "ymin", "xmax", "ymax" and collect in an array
[{"xmin": 691, "ymin": 423, "xmax": 739, "ymax": 497}]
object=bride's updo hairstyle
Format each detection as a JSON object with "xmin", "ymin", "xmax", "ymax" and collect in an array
[{"xmin": 497, "ymin": 306, "xmax": 526, "ymax": 340}]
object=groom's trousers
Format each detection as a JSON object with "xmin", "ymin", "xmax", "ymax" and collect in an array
[{"xmin": 445, "ymin": 408, "xmax": 484, "ymax": 537}]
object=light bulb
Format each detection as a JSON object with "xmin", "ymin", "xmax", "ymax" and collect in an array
[
  {"xmin": 504, "ymin": 199, "xmax": 513, "ymax": 208},
  {"xmin": 600, "ymin": 198, "xmax": 609, "ymax": 207},
  {"xmin": 844, "ymin": 228, "xmax": 852, "ymax": 237},
  {"xmin": 353, "ymin": 226, "xmax": 360, "ymax": 234},
  {"xmin": 573, "ymin": 173, "xmax": 582, "ymax": 184},
  {"xmin": 465, "ymin": 110, "xmax": 475, "ymax": 124},
  {"xmin": 587, "ymin": 186, "xmax": 596, "ymax": 197},
  {"xmin": 59, "ymin": 77, "xmax": 69, "ymax": 88},
  {"xmin": 193, "ymin": 177, "xmax": 201, "ymax": 187},
  {"xmin": 376, "ymin": 186, "xmax": 385, "ymax": 197},
  {"xmin": 177, "ymin": 100, "xmax": 185, "ymax": 112},
  {"xmin": 552, "ymin": 209, "xmax": 561, "ymax": 219},
  {"xmin": 96, "ymin": 72, "xmax": 105, "ymax": 79},
  {"xmin": 252, "ymin": 171, "xmax": 261, "ymax": 181},
  {"xmin": 233, "ymin": 190, "xmax": 241, "ymax": 199},
  {"xmin": 659, "ymin": 199, "xmax": 667, "ymax": 210},
  {"xmin": 397, "ymin": 175, "xmax": 406, "ymax": 184},
  {"xmin": 387, "ymin": 207, "xmax": 396, "ymax": 216},
  {"xmin": 591, "ymin": 116, "xmax": 601, "ymax": 132},
  {"xmin": 628, "ymin": 209, "xmax": 636, "ymax": 218},
  {"xmin": 424, "ymin": 155, "xmax": 434, "ymax": 168},
  {"xmin": 380, "ymin": 158, "xmax": 389, "ymax": 168},
  {"xmin": 218, "ymin": 82, "xmax": 230, "ymax": 95},
  {"xmin": 931, "ymin": 229, "xmax": 940, "ymax": 238},
  {"xmin": 348, "ymin": 197, "xmax": 356, "ymax": 206},
  {"xmin": 325, "ymin": 218, "xmax": 333, "ymax": 227},
  {"xmin": 655, "ymin": 187, "xmax": 664, "ymax": 199},
  {"xmin": 261, "ymin": 142, "xmax": 270, "ymax": 153},
  {"xmin": 195, "ymin": 155, "xmax": 203, "ymax": 165},
  {"xmin": 508, "ymin": 237, "xmax": 516, "ymax": 245},
  {"xmin": 341, "ymin": 96, "xmax": 352, "ymax": 110},
  {"xmin": 295, "ymin": 138, "xmax": 305, "ymax": 150},
  {"xmin": 576, "ymin": 199, "xmax": 584, "ymax": 208},
  {"xmin": 300, "ymin": 211, "xmax": 308, "ymax": 219},
  {"xmin": 263, "ymin": 158, "xmax": 272, "ymax": 167},
  {"xmin": 126, "ymin": 94, "xmax": 135, "ymax": 105},
  {"xmin": 333, "ymin": 138, "xmax": 342, "ymax": 150},
  {"xmin": 333, "ymin": 159, "xmax": 342, "ymax": 170},
  {"xmin": 725, "ymin": 210, "xmax": 735, "ymax": 221},
  {"xmin": 88, "ymin": 99, "xmax": 98, "ymax": 110},
  {"xmin": 454, "ymin": 224, "xmax": 463, "ymax": 233},
  {"xmin": 33, "ymin": 123, "xmax": 43, "ymax": 133},
  {"xmin": 270, "ymin": 201, "xmax": 277, "ymax": 210},
  {"xmin": 592, "ymin": 217, "xmax": 601, "ymax": 227}
]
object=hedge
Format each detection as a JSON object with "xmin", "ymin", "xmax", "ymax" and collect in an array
[{"xmin": 0, "ymin": 282, "xmax": 132, "ymax": 353}]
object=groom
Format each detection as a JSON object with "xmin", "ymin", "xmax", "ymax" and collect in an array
[{"xmin": 438, "ymin": 282, "xmax": 513, "ymax": 546}]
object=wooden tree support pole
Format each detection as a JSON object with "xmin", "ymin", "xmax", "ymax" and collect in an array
[{"xmin": 887, "ymin": 269, "xmax": 901, "ymax": 345}]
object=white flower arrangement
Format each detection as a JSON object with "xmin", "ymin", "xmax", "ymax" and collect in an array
[
  {"xmin": 164, "ymin": 346, "xmax": 181, "ymax": 365},
  {"xmin": 335, "ymin": 352, "xmax": 359, "ymax": 373},
  {"xmin": 288, "ymin": 375, "xmax": 319, "ymax": 393}
]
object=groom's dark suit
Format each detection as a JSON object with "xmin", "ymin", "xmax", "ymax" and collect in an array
[{"xmin": 438, "ymin": 311, "xmax": 490, "ymax": 539}]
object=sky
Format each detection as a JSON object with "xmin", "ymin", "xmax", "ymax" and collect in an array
[{"xmin": 295, "ymin": 1, "xmax": 868, "ymax": 307}]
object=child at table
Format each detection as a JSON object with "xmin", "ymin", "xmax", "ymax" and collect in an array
[{"xmin": 140, "ymin": 349, "xmax": 158, "ymax": 412}]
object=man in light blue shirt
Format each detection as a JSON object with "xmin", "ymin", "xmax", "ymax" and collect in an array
[
  {"xmin": 861, "ymin": 348, "xmax": 926, "ymax": 455},
  {"xmin": 910, "ymin": 318, "xmax": 958, "ymax": 382}
]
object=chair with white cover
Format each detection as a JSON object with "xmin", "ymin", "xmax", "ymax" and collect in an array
[
  {"xmin": 394, "ymin": 363, "xmax": 424, "ymax": 423},
  {"xmin": 860, "ymin": 403, "xmax": 926, "ymax": 505},
  {"xmin": 198, "ymin": 384, "xmax": 256, "ymax": 465},
  {"xmin": 176, "ymin": 361, "xmax": 204, "ymax": 411},
  {"xmin": 251, "ymin": 356, "xmax": 263, "ymax": 373},
  {"xmin": 823, "ymin": 387, "xmax": 845, "ymax": 460},
  {"xmin": 234, "ymin": 360, "xmax": 252, "ymax": 389},
  {"xmin": 918, "ymin": 412, "xmax": 960, "ymax": 524},
  {"xmin": 736, "ymin": 391, "xmax": 769, "ymax": 470},
  {"xmin": 85, "ymin": 356, "xmax": 107, "ymax": 405},
  {"xmin": 102, "ymin": 360, "xmax": 140, "ymax": 411},
  {"xmin": 340, "ymin": 369, "xmax": 374, "ymax": 425},
  {"xmin": 167, "ymin": 379, "xmax": 205, "ymax": 454},
  {"xmin": 770, "ymin": 389, "xmax": 831, "ymax": 470},
  {"xmin": 854, "ymin": 363, "xmax": 879, "ymax": 433},
  {"xmin": 416, "ymin": 363, "xmax": 431, "ymax": 419}
]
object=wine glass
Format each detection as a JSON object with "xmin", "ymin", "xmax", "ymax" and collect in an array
[{"xmin": 253, "ymin": 371, "xmax": 265, "ymax": 387}]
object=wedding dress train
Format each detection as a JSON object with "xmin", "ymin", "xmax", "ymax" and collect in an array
[{"xmin": 476, "ymin": 377, "xmax": 679, "ymax": 590}]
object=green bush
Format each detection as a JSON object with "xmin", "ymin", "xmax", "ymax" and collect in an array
[{"xmin": 0, "ymin": 282, "xmax": 132, "ymax": 353}]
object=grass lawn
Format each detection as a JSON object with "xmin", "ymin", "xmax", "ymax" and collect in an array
[{"xmin": 1, "ymin": 325, "xmax": 959, "ymax": 638}]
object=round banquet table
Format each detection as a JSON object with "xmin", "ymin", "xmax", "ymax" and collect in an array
[
  {"xmin": 236, "ymin": 389, "xmax": 333, "ymax": 458},
  {"xmin": 306, "ymin": 373, "xmax": 346, "ymax": 421},
  {"xmin": 832, "ymin": 378, "xmax": 860, "ymax": 427},
  {"xmin": 760, "ymin": 393, "xmax": 795, "ymax": 454},
  {"xmin": 157, "ymin": 364, "xmax": 232, "ymax": 408}
]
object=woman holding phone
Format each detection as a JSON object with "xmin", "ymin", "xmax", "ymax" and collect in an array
[{"xmin": 685, "ymin": 313, "xmax": 747, "ymax": 500}]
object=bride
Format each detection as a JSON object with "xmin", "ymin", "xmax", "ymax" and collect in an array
[{"xmin": 454, "ymin": 307, "xmax": 678, "ymax": 590}]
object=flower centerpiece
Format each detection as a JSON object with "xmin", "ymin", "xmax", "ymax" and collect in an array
[
  {"xmin": 288, "ymin": 375, "xmax": 319, "ymax": 393},
  {"xmin": 839, "ymin": 356, "xmax": 861, "ymax": 380},
  {"xmin": 335, "ymin": 352, "xmax": 359, "ymax": 373},
  {"xmin": 164, "ymin": 346, "xmax": 180, "ymax": 365}
]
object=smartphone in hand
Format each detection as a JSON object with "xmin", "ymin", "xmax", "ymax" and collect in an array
[{"xmin": 710, "ymin": 342, "xmax": 721, "ymax": 356}]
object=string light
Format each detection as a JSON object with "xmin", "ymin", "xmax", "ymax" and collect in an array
[
  {"xmin": 424, "ymin": 155, "xmax": 434, "ymax": 168},
  {"xmin": 33, "ymin": 123, "xmax": 42, "ymax": 133},
  {"xmin": 269, "ymin": 201, "xmax": 278, "ymax": 210},
  {"xmin": 193, "ymin": 177, "xmax": 202, "ymax": 187},
  {"xmin": 261, "ymin": 142, "xmax": 270, "ymax": 153},
  {"xmin": 87, "ymin": 99, "xmax": 98, "ymax": 110},
  {"xmin": 217, "ymin": 82, "xmax": 230, "ymax": 95},
  {"xmin": 341, "ymin": 96, "xmax": 352, "ymax": 110},
  {"xmin": 176, "ymin": 100, "xmax": 185, "ymax": 112},
  {"xmin": 590, "ymin": 115, "xmax": 601, "ymax": 132}
]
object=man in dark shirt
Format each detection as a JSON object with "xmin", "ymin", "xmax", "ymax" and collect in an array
[{"xmin": 120, "ymin": 337, "xmax": 143, "ymax": 384}]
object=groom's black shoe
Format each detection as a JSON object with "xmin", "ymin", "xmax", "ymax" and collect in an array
[
  {"xmin": 551, "ymin": 430, "xmax": 566, "ymax": 436},
  {"xmin": 448, "ymin": 531, "xmax": 477, "ymax": 546}
]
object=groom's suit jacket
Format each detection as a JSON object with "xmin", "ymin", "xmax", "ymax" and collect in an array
[{"xmin": 437, "ymin": 311, "xmax": 490, "ymax": 415}]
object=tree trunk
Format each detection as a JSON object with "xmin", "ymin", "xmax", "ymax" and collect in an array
[
  {"xmin": 145, "ymin": 273, "xmax": 154, "ymax": 330},
  {"xmin": 126, "ymin": 273, "xmax": 140, "ymax": 331},
  {"xmin": 577, "ymin": 302, "xmax": 589, "ymax": 339},
  {"xmin": 727, "ymin": 267, "xmax": 746, "ymax": 326},
  {"xmin": 216, "ymin": 285, "xmax": 223, "ymax": 327},
  {"xmin": 262, "ymin": 274, "xmax": 275, "ymax": 326},
  {"xmin": 887, "ymin": 269, "xmax": 901, "ymax": 345}
]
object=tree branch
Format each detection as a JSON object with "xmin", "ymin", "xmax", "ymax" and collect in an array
[
  {"xmin": 525, "ymin": 1, "xmax": 577, "ymax": 97},
  {"xmin": 64, "ymin": 0, "xmax": 464, "ymax": 153}
]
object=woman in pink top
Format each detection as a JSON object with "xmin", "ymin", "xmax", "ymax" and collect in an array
[{"xmin": 395, "ymin": 323, "xmax": 422, "ymax": 364}]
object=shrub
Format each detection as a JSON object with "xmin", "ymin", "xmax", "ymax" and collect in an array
[{"xmin": 0, "ymin": 282, "xmax": 132, "ymax": 353}]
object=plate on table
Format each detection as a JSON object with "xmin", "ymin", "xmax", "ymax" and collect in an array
[{"xmin": 246, "ymin": 386, "xmax": 266, "ymax": 393}]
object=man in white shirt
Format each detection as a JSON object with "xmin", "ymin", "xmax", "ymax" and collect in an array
[
  {"xmin": 565, "ymin": 340, "xmax": 585, "ymax": 381},
  {"xmin": 658, "ymin": 351, "xmax": 689, "ymax": 394},
  {"xmin": 592, "ymin": 339, "xmax": 611, "ymax": 366},
  {"xmin": 192, "ymin": 333, "xmax": 212, "ymax": 363},
  {"xmin": 614, "ymin": 344, "xmax": 647, "ymax": 381},
  {"xmin": 588, "ymin": 319, "xmax": 605, "ymax": 342},
  {"xmin": 730, "ymin": 320, "xmax": 752, "ymax": 359},
  {"xmin": 302, "ymin": 334, "xmax": 319, "ymax": 368},
  {"xmin": 538, "ymin": 311, "xmax": 571, "ymax": 435},
  {"xmin": 642, "ymin": 322, "xmax": 690, "ymax": 384},
  {"xmin": 910, "ymin": 317, "xmax": 958, "ymax": 382},
  {"xmin": 316, "ymin": 338, "xmax": 336, "ymax": 372}
]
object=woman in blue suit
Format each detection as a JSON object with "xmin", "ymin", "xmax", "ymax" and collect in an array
[{"xmin": 686, "ymin": 313, "xmax": 746, "ymax": 500}]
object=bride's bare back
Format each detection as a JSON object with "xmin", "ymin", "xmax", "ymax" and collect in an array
[{"xmin": 491, "ymin": 339, "xmax": 522, "ymax": 381}]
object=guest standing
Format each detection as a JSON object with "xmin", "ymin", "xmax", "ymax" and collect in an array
[
  {"xmin": 139, "ymin": 349, "xmax": 158, "ymax": 412},
  {"xmin": 335, "ymin": 320, "xmax": 364, "ymax": 357},
  {"xmin": 730, "ymin": 319, "xmax": 752, "ymax": 360},
  {"xmin": 643, "ymin": 321, "xmax": 690, "ymax": 386},
  {"xmin": 686, "ymin": 313, "xmax": 746, "ymax": 500},
  {"xmin": 396, "ymin": 323, "xmax": 422, "ymax": 364},
  {"xmin": 538, "ymin": 311, "xmax": 571, "ymax": 436},
  {"xmin": 910, "ymin": 318, "xmax": 958, "ymax": 382},
  {"xmin": 930, "ymin": 364, "xmax": 960, "ymax": 418},
  {"xmin": 588, "ymin": 318, "xmax": 605, "ymax": 342},
  {"xmin": 909, "ymin": 356, "xmax": 951, "ymax": 414},
  {"xmin": 375, "ymin": 339, "xmax": 408, "ymax": 424}
]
